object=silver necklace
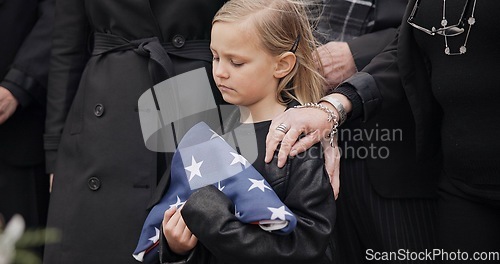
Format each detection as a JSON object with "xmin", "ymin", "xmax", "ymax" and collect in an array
[{"xmin": 442, "ymin": 0, "xmax": 477, "ymax": 55}]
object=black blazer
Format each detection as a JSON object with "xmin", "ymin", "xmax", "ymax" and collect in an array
[
  {"xmin": 338, "ymin": 0, "xmax": 441, "ymax": 198},
  {"xmin": 0, "ymin": 0, "xmax": 54, "ymax": 166}
]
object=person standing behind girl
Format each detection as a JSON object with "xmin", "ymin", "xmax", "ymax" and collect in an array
[
  {"xmin": 43, "ymin": 1, "xmax": 225, "ymax": 263},
  {"xmin": 158, "ymin": 0, "xmax": 337, "ymax": 263}
]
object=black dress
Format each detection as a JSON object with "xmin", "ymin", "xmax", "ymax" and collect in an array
[
  {"xmin": 412, "ymin": 0, "xmax": 500, "ymax": 256},
  {"xmin": 334, "ymin": 0, "xmax": 500, "ymax": 258},
  {"xmin": 413, "ymin": 0, "xmax": 500, "ymax": 194}
]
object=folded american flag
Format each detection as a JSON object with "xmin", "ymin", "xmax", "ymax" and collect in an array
[{"xmin": 133, "ymin": 122, "xmax": 297, "ymax": 262}]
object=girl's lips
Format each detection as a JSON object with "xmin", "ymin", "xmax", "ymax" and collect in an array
[{"xmin": 218, "ymin": 84, "xmax": 235, "ymax": 92}]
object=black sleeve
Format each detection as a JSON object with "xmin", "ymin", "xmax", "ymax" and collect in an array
[
  {"xmin": 332, "ymin": 28, "xmax": 398, "ymax": 122},
  {"xmin": 178, "ymin": 144, "xmax": 336, "ymax": 264},
  {"xmin": 332, "ymin": 0, "xmax": 410, "ymax": 122},
  {"xmin": 0, "ymin": 0, "xmax": 54, "ymax": 107},
  {"xmin": 351, "ymin": 0, "xmax": 408, "ymax": 67},
  {"xmin": 347, "ymin": 28, "xmax": 398, "ymax": 70},
  {"xmin": 333, "ymin": 28, "xmax": 403, "ymax": 122},
  {"xmin": 43, "ymin": 0, "xmax": 91, "ymax": 173}
]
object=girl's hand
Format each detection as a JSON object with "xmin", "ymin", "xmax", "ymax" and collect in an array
[{"xmin": 162, "ymin": 207, "xmax": 198, "ymax": 255}]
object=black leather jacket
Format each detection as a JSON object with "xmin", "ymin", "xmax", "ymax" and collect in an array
[{"xmin": 159, "ymin": 124, "xmax": 336, "ymax": 264}]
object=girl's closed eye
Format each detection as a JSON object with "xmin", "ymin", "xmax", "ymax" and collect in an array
[{"xmin": 231, "ymin": 60, "xmax": 244, "ymax": 67}]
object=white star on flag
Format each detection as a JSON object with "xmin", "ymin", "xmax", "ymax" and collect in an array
[
  {"xmin": 209, "ymin": 129, "xmax": 225, "ymax": 141},
  {"xmin": 248, "ymin": 178, "xmax": 272, "ymax": 192},
  {"xmin": 230, "ymin": 152, "xmax": 247, "ymax": 166},
  {"xmin": 185, "ymin": 156, "xmax": 203, "ymax": 181},
  {"xmin": 169, "ymin": 196, "xmax": 186, "ymax": 209},
  {"xmin": 268, "ymin": 206, "xmax": 293, "ymax": 221},
  {"xmin": 217, "ymin": 181, "xmax": 225, "ymax": 192},
  {"xmin": 148, "ymin": 227, "xmax": 160, "ymax": 243},
  {"xmin": 235, "ymin": 205, "xmax": 241, "ymax": 218},
  {"xmin": 132, "ymin": 251, "xmax": 145, "ymax": 261}
]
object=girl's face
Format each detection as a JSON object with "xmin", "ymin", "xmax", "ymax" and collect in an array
[{"xmin": 210, "ymin": 21, "xmax": 280, "ymax": 109}]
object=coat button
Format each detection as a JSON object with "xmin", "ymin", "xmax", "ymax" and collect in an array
[
  {"xmin": 94, "ymin": 104, "xmax": 104, "ymax": 117},
  {"xmin": 172, "ymin": 35, "xmax": 185, "ymax": 48},
  {"xmin": 88, "ymin": 177, "xmax": 101, "ymax": 191}
]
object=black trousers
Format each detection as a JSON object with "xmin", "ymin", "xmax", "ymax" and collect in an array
[
  {"xmin": 335, "ymin": 159, "xmax": 438, "ymax": 263},
  {"xmin": 0, "ymin": 160, "xmax": 50, "ymax": 259},
  {"xmin": 0, "ymin": 160, "xmax": 49, "ymax": 226},
  {"xmin": 437, "ymin": 175, "xmax": 500, "ymax": 263}
]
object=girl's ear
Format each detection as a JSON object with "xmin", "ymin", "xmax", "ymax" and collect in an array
[{"xmin": 274, "ymin": 52, "xmax": 296, "ymax": 78}]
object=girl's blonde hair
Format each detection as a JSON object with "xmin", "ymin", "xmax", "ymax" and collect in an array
[{"xmin": 213, "ymin": 0, "xmax": 325, "ymax": 104}]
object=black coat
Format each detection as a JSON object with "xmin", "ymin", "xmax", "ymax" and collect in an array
[
  {"xmin": 338, "ymin": 0, "xmax": 442, "ymax": 198},
  {"xmin": 159, "ymin": 142, "xmax": 336, "ymax": 264},
  {"xmin": 0, "ymin": 0, "xmax": 53, "ymax": 166},
  {"xmin": 43, "ymin": 1, "xmax": 226, "ymax": 263}
]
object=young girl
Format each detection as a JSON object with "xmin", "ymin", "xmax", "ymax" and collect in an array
[{"xmin": 160, "ymin": 0, "xmax": 336, "ymax": 263}]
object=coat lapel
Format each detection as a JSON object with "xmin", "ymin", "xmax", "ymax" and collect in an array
[{"xmin": 398, "ymin": 0, "xmax": 438, "ymax": 158}]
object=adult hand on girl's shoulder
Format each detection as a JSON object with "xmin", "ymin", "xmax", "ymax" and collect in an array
[
  {"xmin": 162, "ymin": 207, "xmax": 198, "ymax": 255},
  {"xmin": 321, "ymin": 138, "xmax": 340, "ymax": 200},
  {"xmin": 265, "ymin": 107, "xmax": 332, "ymax": 168},
  {"xmin": 50, "ymin": 173, "xmax": 54, "ymax": 193},
  {"xmin": 265, "ymin": 106, "xmax": 341, "ymax": 199}
]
